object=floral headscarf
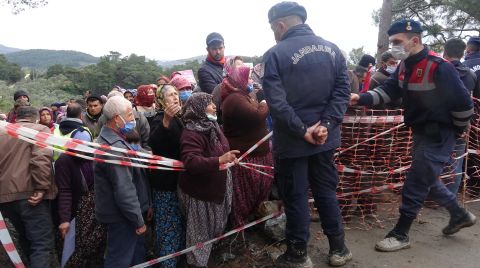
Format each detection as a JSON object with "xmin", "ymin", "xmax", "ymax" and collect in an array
[{"xmin": 183, "ymin": 92, "xmax": 222, "ymax": 145}]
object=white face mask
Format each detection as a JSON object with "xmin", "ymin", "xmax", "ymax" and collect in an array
[
  {"xmin": 391, "ymin": 45, "xmax": 409, "ymax": 61},
  {"xmin": 386, "ymin": 65, "xmax": 398, "ymax": 74},
  {"xmin": 206, "ymin": 113, "xmax": 217, "ymax": 121}
]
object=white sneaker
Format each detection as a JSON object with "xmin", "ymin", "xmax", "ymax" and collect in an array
[{"xmin": 375, "ymin": 236, "xmax": 410, "ymax": 252}]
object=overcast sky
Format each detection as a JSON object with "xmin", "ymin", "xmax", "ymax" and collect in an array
[{"xmin": 0, "ymin": 0, "xmax": 383, "ymax": 61}]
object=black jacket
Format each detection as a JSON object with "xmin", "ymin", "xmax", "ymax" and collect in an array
[
  {"xmin": 148, "ymin": 112, "xmax": 183, "ymax": 191},
  {"xmin": 451, "ymin": 60, "xmax": 478, "ymax": 97},
  {"xmin": 262, "ymin": 24, "xmax": 350, "ymax": 158},
  {"xmin": 358, "ymin": 47, "xmax": 473, "ymax": 133},
  {"xmin": 198, "ymin": 59, "xmax": 223, "ymax": 94}
]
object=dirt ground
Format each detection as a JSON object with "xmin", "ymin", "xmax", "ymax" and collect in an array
[
  {"xmin": 2, "ymin": 202, "xmax": 480, "ymax": 268},
  {"xmin": 210, "ymin": 202, "xmax": 480, "ymax": 268}
]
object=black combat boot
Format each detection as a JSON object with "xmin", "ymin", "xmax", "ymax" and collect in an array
[
  {"xmin": 327, "ymin": 233, "xmax": 353, "ymax": 266},
  {"xmin": 275, "ymin": 240, "xmax": 313, "ymax": 268}
]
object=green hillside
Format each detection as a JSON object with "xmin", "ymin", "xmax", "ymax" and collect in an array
[{"xmin": 4, "ymin": 49, "xmax": 98, "ymax": 70}]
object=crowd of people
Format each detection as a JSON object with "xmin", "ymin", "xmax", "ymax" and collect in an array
[{"xmin": 1, "ymin": 1, "xmax": 480, "ymax": 268}]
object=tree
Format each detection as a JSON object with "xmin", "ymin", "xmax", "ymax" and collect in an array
[
  {"xmin": 347, "ymin": 47, "xmax": 366, "ymax": 69},
  {"xmin": 1, "ymin": 0, "xmax": 48, "ymax": 14},
  {"xmin": 46, "ymin": 64, "xmax": 64, "ymax": 78},
  {"xmin": 375, "ymin": 0, "xmax": 393, "ymax": 67},
  {"xmin": 0, "ymin": 54, "xmax": 22, "ymax": 84},
  {"xmin": 390, "ymin": 0, "xmax": 480, "ymax": 49}
]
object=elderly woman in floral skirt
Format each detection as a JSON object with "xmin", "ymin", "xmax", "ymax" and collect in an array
[{"xmin": 178, "ymin": 92, "xmax": 239, "ymax": 267}]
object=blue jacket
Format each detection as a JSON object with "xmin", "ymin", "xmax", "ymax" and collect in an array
[
  {"xmin": 464, "ymin": 52, "xmax": 480, "ymax": 77},
  {"xmin": 262, "ymin": 24, "xmax": 350, "ymax": 159},
  {"xmin": 464, "ymin": 52, "xmax": 480, "ymax": 98},
  {"xmin": 359, "ymin": 47, "xmax": 473, "ymax": 134},
  {"xmin": 94, "ymin": 126, "xmax": 145, "ymax": 228}
]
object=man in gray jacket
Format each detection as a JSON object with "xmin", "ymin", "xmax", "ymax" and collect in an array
[{"xmin": 94, "ymin": 96, "xmax": 146, "ymax": 268}]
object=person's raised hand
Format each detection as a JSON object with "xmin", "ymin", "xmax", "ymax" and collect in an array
[{"xmin": 163, "ymin": 103, "xmax": 181, "ymax": 128}]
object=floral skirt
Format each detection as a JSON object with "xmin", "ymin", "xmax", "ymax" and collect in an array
[
  {"xmin": 178, "ymin": 171, "xmax": 233, "ymax": 267},
  {"xmin": 152, "ymin": 190, "xmax": 185, "ymax": 268},
  {"xmin": 230, "ymin": 153, "xmax": 274, "ymax": 227}
]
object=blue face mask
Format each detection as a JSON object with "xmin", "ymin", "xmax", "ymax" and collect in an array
[
  {"xmin": 118, "ymin": 116, "xmax": 136, "ymax": 135},
  {"xmin": 247, "ymin": 84, "xmax": 254, "ymax": 93},
  {"xmin": 179, "ymin": 90, "xmax": 193, "ymax": 102}
]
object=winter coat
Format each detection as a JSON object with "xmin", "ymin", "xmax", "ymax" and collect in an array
[
  {"xmin": 94, "ymin": 126, "xmax": 144, "ymax": 228},
  {"xmin": 0, "ymin": 120, "xmax": 57, "ymax": 203},
  {"xmin": 262, "ymin": 24, "xmax": 350, "ymax": 159},
  {"xmin": 198, "ymin": 59, "xmax": 223, "ymax": 94}
]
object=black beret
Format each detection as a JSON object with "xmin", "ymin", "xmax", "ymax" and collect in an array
[
  {"xmin": 268, "ymin": 1, "xmax": 307, "ymax": 23},
  {"xmin": 13, "ymin": 89, "xmax": 29, "ymax": 101},
  {"xmin": 206, "ymin": 32, "xmax": 224, "ymax": 47},
  {"xmin": 467, "ymin": 36, "xmax": 480, "ymax": 46},
  {"xmin": 387, "ymin": 19, "xmax": 423, "ymax": 36}
]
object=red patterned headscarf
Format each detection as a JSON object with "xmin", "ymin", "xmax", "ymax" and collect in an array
[{"xmin": 135, "ymin": 85, "xmax": 156, "ymax": 107}]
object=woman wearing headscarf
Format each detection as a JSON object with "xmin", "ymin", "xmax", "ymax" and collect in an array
[
  {"xmin": 39, "ymin": 107, "xmax": 55, "ymax": 133},
  {"xmin": 178, "ymin": 92, "xmax": 239, "ymax": 268},
  {"xmin": 220, "ymin": 66, "xmax": 273, "ymax": 228},
  {"xmin": 170, "ymin": 75, "xmax": 193, "ymax": 105},
  {"xmin": 147, "ymin": 84, "xmax": 185, "ymax": 268},
  {"xmin": 135, "ymin": 84, "xmax": 157, "ymax": 123}
]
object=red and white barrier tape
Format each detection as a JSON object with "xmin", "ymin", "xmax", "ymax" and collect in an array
[
  {"xmin": 220, "ymin": 131, "xmax": 272, "ymax": 170},
  {"xmin": 326, "ymin": 172, "xmax": 462, "ymax": 200},
  {"xmin": 239, "ymin": 162, "xmax": 274, "ymax": 170},
  {"xmin": 0, "ymin": 212, "xmax": 25, "ymax": 268},
  {"xmin": 238, "ymin": 163, "xmax": 274, "ymax": 178},
  {"xmin": 9, "ymin": 132, "xmax": 184, "ymax": 171},
  {"xmin": 337, "ymin": 164, "xmax": 410, "ymax": 175},
  {"xmin": 237, "ymin": 132, "xmax": 272, "ymax": 162},
  {"xmin": 131, "ymin": 211, "xmax": 283, "ymax": 268},
  {"xmin": 0, "ymin": 121, "xmax": 183, "ymax": 168},
  {"xmin": 335, "ymin": 123, "xmax": 406, "ymax": 156},
  {"xmin": 342, "ymin": 115, "xmax": 404, "ymax": 124}
]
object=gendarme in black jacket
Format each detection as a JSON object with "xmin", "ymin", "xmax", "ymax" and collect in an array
[{"xmin": 262, "ymin": 24, "xmax": 350, "ymax": 159}]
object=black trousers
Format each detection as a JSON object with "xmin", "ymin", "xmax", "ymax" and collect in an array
[
  {"xmin": 0, "ymin": 199, "xmax": 54, "ymax": 268},
  {"xmin": 275, "ymin": 150, "xmax": 344, "ymax": 243}
]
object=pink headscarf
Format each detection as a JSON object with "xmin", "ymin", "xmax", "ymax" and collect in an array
[
  {"xmin": 170, "ymin": 76, "xmax": 192, "ymax": 91},
  {"xmin": 220, "ymin": 66, "xmax": 251, "ymax": 101}
]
